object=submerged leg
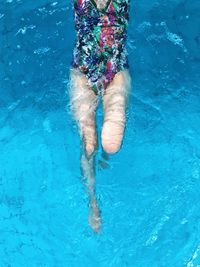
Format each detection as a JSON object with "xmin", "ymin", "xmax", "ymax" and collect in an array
[
  {"xmin": 101, "ymin": 69, "xmax": 132, "ymax": 154},
  {"xmin": 80, "ymin": 152, "xmax": 101, "ymax": 232},
  {"xmin": 69, "ymin": 68, "xmax": 101, "ymax": 232}
]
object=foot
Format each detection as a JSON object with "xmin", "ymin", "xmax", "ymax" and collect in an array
[{"xmin": 88, "ymin": 198, "xmax": 101, "ymax": 233}]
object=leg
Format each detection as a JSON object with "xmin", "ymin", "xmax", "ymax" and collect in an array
[
  {"xmin": 69, "ymin": 68, "xmax": 101, "ymax": 232},
  {"xmin": 101, "ymin": 69, "xmax": 132, "ymax": 154}
]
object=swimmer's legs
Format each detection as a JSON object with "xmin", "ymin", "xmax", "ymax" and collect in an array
[
  {"xmin": 80, "ymin": 153, "xmax": 101, "ymax": 232},
  {"xmin": 101, "ymin": 69, "xmax": 131, "ymax": 154},
  {"xmin": 69, "ymin": 68, "xmax": 101, "ymax": 232}
]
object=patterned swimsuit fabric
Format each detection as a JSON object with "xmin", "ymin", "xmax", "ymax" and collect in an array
[{"xmin": 71, "ymin": 0, "xmax": 130, "ymax": 94}]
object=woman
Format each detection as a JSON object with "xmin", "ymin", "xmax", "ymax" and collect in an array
[{"xmin": 69, "ymin": 0, "xmax": 132, "ymax": 232}]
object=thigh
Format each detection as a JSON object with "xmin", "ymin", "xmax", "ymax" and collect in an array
[
  {"xmin": 69, "ymin": 68, "xmax": 99, "ymax": 122},
  {"xmin": 102, "ymin": 69, "xmax": 132, "ymax": 115}
]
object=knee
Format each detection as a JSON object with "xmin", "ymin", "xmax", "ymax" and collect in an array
[{"xmin": 85, "ymin": 142, "xmax": 97, "ymax": 158}]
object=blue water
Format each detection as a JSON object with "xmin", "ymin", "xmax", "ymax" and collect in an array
[{"xmin": 1, "ymin": 0, "xmax": 200, "ymax": 266}]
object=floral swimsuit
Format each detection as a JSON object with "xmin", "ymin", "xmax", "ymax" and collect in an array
[{"xmin": 71, "ymin": 0, "xmax": 130, "ymax": 95}]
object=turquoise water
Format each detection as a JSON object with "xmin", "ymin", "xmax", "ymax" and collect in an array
[{"xmin": 1, "ymin": 0, "xmax": 200, "ymax": 266}]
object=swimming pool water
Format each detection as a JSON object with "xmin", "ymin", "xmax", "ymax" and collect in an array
[{"xmin": 0, "ymin": 0, "xmax": 200, "ymax": 266}]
